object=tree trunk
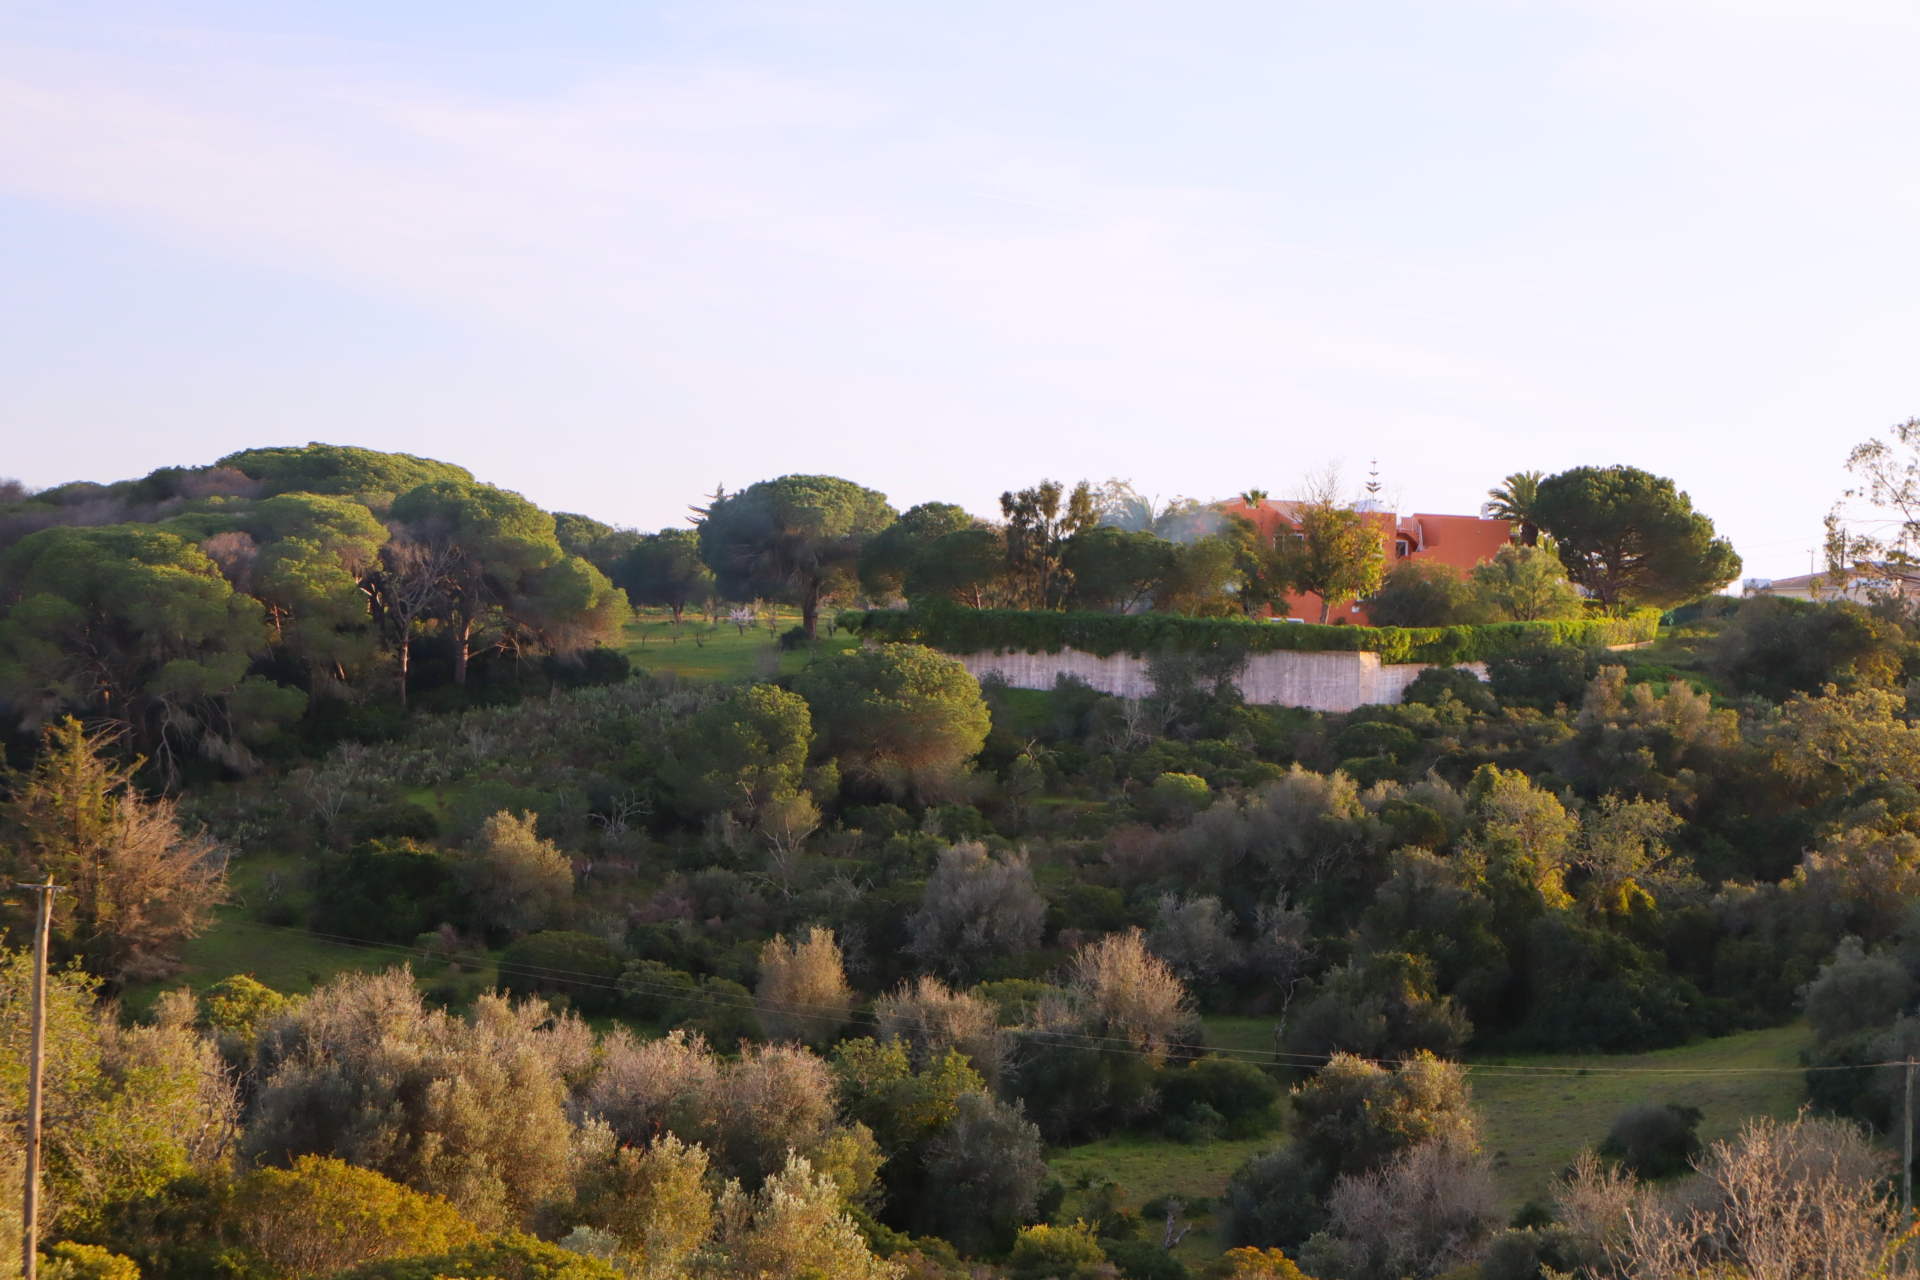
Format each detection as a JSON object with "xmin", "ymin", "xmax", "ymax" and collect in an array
[
  {"xmin": 1319, "ymin": 596, "xmax": 1333, "ymax": 624},
  {"xmin": 453, "ymin": 616, "xmax": 472, "ymax": 685},
  {"xmin": 398, "ymin": 638, "xmax": 410, "ymax": 706},
  {"xmin": 802, "ymin": 581, "xmax": 821, "ymax": 641}
]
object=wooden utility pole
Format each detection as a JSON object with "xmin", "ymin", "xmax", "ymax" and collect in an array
[
  {"xmin": 1896, "ymin": 1059, "xmax": 1912, "ymax": 1228},
  {"xmin": 16, "ymin": 877, "xmax": 62, "ymax": 1280}
]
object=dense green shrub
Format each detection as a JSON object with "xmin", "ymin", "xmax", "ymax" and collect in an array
[
  {"xmin": 332, "ymin": 1233, "xmax": 622, "ymax": 1280},
  {"xmin": 845, "ymin": 606, "xmax": 1656, "ymax": 664},
  {"xmin": 1103, "ymin": 1237, "xmax": 1189, "ymax": 1280},
  {"xmin": 1705, "ymin": 597, "xmax": 1906, "ymax": 701},
  {"xmin": 1478, "ymin": 1227, "xmax": 1596, "ymax": 1280},
  {"xmin": 1008, "ymin": 1223, "xmax": 1109, "ymax": 1280},
  {"xmin": 1223, "ymin": 1146, "xmax": 1326, "ymax": 1249},
  {"xmin": 1156, "ymin": 1057, "xmax": 1280, "ymax": 1139},
  {"xmin": 309, "ymin": 841, "xmax": 467, "ymax": 943},
  {"xmin": 1513, "ymin": 916, "xmax": 1699, "ymax": 1052},
  {"xmin": 1598, "ymin": 1102, "xmax": 1703, "ymax": 1178},
  {"xmin": 1486, "ymin": 640, "xmax": 1600, "ymax": 709},
  {"xmin": 347, "ymin": 801, "xmax": 440, "ymax": 845},
  {"xmin": 1403, "ymin": 665, "xmax": 1498, "ymax": 715},
  {"xmin": 498, "ymin": 932, "xmax": 622, "ymax": 1012}
]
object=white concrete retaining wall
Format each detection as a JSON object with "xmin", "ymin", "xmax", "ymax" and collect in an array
[{"xmin": 957, "ymin": 647, "xmax": 1487, "ymax": 713}]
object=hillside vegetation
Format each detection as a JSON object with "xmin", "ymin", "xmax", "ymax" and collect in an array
[{"xmin": 4, "ymin": 442, "xmax": 1920, "ymax": 1280}]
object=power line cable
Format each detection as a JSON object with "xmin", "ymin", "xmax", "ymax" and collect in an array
[{"xmin": 211, "ymin": 918, "xmax": 1907, "ymax": 1077}]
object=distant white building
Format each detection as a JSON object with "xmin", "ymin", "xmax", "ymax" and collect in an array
[{"xmin": 1743, "ymin": 566, "xmax": 1910, "ymax": 604}]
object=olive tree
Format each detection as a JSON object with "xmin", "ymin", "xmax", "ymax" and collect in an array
[
  {"xmin": 246, "ymin": 970, "xmax": 574, "ymax": 1229},
  {"xmin": 906, "ymin": 842, "xmax": 1046, "ymax": 978}
]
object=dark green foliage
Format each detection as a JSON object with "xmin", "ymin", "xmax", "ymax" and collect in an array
[
  {"xmin": 1012, "ymin": 1040, "xmax": 1161, "ymax": 1144},
  {"xmin": 1367, "ymin": 558, "xmax": 1470, "ymax": 627},
  {"xmin": 1224, "ymin": 1145, "xmax": 1326, "ymax": 1248},
  {"xmin": 1598, "ymin": 1102, "xmax": 1703, "ymax": 1178},
  {"xmin": 1377, "ymin": 799, "xmax": 1450, "ymax": 849},
  {"xmin": 1404, "ymin": 665, "xmax": 1499, "ymax": 715},
  {"xmin": 310, "ymin": 841, "xmax": 467, "ymax": 943},
  {"xmin": 445, "ymin": 782, "xmax": 552, "ymax": 840},
  {"xmin": 611, "ymin": 529, "xmax": 713, "ymax": 621},
  {"xmin": 1514, "ymin": 915, "xmax": 1698, "ymax": 1052},
  {"xmin": 915, "ymin": 1091, "xmax": 1049, "ymax": 1256},
  {"xmin": 1478, "ymin": 1227, "xmax": 1595, "ymax": 1280},
  {"xmin": 1533, "ymin": 465, "xmax": 1741, "ymax": 607},
  {"xmin": 1103, "ymin": 1237, "xmax": 1189, "ymax": 1280},
  {"xmin": 551, "ymin": 514, "xmax": 640, "ymax": 578},
  {"xmin": 1801, "ymin": 937, "xmax": 1913, "ymax": 1044},
  {"xmin": 1047, "ymin": 884, "xmax": 1130, "ymax": 937},
  {"xmin": 845, "ymin": 606, "xmax": 1656, "ymax": 664},
  {"xmin": 332, "ymin": 1233, "xmax": 623, "ymax": 1280},
  {"xmin": 794, "ymin": 645, "xmax": 990, "ymax": 798},
  {"xmin": 1156, "ymin": 1057, "xmax": 1280, "ymax": 1139},
  {"xmin": 681, "ymin": 976, "xmax": 757, "ymax": 1046},
  {"xmin": 498, "ymin": 932, "xmax": 622, "ymax": 1013},
  {"xmin": 1487, "ymin": 640, "xmax": 1600, "ymax": 710},
  {"xmin": 1062, "ymin": 527, "xmax": 1175, "ymax": 612},
  {"xmin": 1329, "ymin": 721, "xmax": 1417, "ymax": 762},
  {"xmin": 860, "ymin": 502, "xmax": 977, "ymax": 600},
  {"xmin": 348, "ymin": 802, "xmax": 440, "ymax": 845},
  {"xmin": 66, "ymin": 1174, "xmax": 263, "ymax": 1280},
  {"xmin": 697, "ymin": 474, "xmax": 896, "ymax": 639},
  {"xmin": 905, "ymin": 529, "xmax": 1008, "ymax": 609},
  {"xmin": 1283, "ymin": 953, "xmax": 1473, "ymax": 1062},
  {"xmin": 618, "ymin": 958, "xmax": 699, "ymax": 1022},
  {"xmin": 217, "ymin": 442, "xmax": 473, "ymax": 499},
  {"xmin": 1706, "ymin": 597, "xmax": 1906, "ymax": 700}
]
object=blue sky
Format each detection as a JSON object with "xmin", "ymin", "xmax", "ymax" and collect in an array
[{"xmin": 2, "ymin": 1, "xmax": 1915, "ymax": 579}]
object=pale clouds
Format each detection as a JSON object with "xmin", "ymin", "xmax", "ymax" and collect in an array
[{"xmin": 0, "ymin": 2, "xmax": 1914, "ymax": 576}]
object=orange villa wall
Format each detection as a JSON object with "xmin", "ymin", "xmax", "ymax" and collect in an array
[{"xmin": 1219, "ymin": 499, "xmax": 1514, "ymax": 625}]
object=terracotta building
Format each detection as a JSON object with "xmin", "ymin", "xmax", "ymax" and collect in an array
[{"xmin": 1218, "ymin": 496, "xmax": 1515, "ymax": 624}]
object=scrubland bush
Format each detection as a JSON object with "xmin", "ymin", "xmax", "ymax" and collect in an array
[
  {"xmin": 459, "ymin": 810, "xmax": 573, "ymax": 940},
  {"xmin": 755, "ymin": 926, "xmax": 853, "ymax": 1047},
  {"xmin": 872, "ymin": 976, "xmax": 1008, "ymax": 1087},
  {"xmin": 906, "ymin": 842, "xmax": 1046, "ymax": 977},
  {"xmin": 246, "ymin": 970, "xmax": 573, "ymax": 1228}
]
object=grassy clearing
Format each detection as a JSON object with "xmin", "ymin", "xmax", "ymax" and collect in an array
[
  {"xmin": 1049, "ymin": 1128, "xmax": 1282, "ymax": 1267},
  {"xmin": 1039, "ymin": 1020, "xmax": 1814, "ymax": 1268},
  {"xmin": 1471, "ymin": 1023, "xmax": 1812, "ymax": 1207},
  {"xmin": 120, "ymin": 851, "xmax": 501, "ymax": 1016},
  {"xmin": 617, "ymin": 609, "xmax": 860, "ymax": 682}
]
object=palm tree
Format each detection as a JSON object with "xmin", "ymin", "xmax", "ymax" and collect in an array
[
  {"xmin": 1239, "ymin": 489, "xmax": 1269, "ymax": 509},
  {"xmin": 1485, "ymin": 471, "xmax": 1544, "ymax": 546}
]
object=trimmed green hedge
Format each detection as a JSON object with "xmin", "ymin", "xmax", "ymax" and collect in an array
[{"xmin": 839, "ymin": 606, "xmax": 1659, "ymax": 666}]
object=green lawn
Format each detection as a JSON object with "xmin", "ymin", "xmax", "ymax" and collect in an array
[
  {"xmin": 120, "ymin": 850, "xmax": 500, "ymax": 1015},
  {"xmin": 1470, "ymin": 1023, "xmax": 1812, "ymax": 1207},
  {"xmin": 1049, "ymin": 1128, "xmax": 1283, "ymax": 1268},
  {"xmin": 618, "ymin": 609, "xmax": 861, "ymax": 682},
  {"xmin": 1040, "ymin": 1020, "xmax": 1815, "ymax": 1268}
]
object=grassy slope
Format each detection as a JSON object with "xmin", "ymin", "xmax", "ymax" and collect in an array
[
  {"xmin": 617, "ymin": 608, "xmax": 861, "ymax": 682},
  {"xmin": 1471, "ymin": 1023, "xmax": 1812, "ymax": 1206},
  {"xmin": 124, "ymin": 608, "xmax": 861, "ymax": 1010},
  {"xmin": 121, "ymin": 849, "xmax": 501, "ymax": 1016},
  {"xmin": 1043, "ymin": 1019, "xmax": 1813, "ymax": 1265}
]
